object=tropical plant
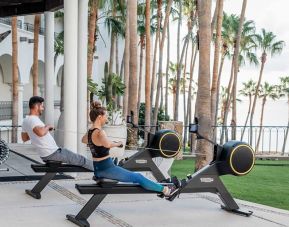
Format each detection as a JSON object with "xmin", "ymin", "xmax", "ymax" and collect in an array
[{"xmin": 249, "ymin": 29, "xmax": 285, "ymax": 145}]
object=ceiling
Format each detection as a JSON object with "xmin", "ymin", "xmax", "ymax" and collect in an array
[{"xmin": 0, "ymin": 0, "xmax": 63, "ymax": 17}]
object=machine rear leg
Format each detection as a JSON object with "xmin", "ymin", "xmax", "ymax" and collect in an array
[
  {"xmin": 215, "ymin": 178, "xmax": 253, "ymax": 216},
  {"xmin": 25, "ymin": 172, "xmax": 57, "ymax": 199},
  {"xmin": 67, "ymin": 194, "xmax": 107, "ymax": 227}
]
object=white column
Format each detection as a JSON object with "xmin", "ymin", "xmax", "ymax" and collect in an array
[
  {"xmin": 17, "ymin": 84, "xmax": 24, "ymax": 142},
  {"xmin": 78, "ymin": 0, "xmax": 88, "ymax": 156},
  {"xmin": 44, "ymin": 12, "xmax": 55, "ymax": 126},
  {"xmin": 64, "ymin": 0, "xmax": 78, "ymax": 151}
]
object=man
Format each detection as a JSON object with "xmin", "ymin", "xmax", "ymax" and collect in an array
[{"xmin": 22, "ymin": 96, "xmax": 93, "ymax": 170}]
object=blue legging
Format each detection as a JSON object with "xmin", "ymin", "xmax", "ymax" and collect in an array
[{"xmin": 93, "ymin": 158, "xmax": 164, "ymax": 193}]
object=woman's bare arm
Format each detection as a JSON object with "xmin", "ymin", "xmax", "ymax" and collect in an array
[
  {"xmin": 94, "ymin": 130, "xmax": 122, "ymax": 148},
  {"xmin": 82, "ymin": 132, "xmax": 88, "ymax": 144}
]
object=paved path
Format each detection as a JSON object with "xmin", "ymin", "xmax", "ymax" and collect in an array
[{"xmin": 0, "ymin": 144, "xmax": 288, "ymax": 227}]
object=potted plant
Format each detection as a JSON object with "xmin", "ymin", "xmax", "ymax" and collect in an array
[{"xmin": 88, "ymin": 62, "xmax": 127, "ymax": 158}]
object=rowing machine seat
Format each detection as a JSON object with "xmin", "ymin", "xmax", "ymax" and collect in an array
[{"xmin": 92, "ymin": 176, "xmax": 119, "ymax": 188}]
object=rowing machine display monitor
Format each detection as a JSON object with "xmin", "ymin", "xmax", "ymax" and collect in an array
[
  {"xmin": 148, "ymin": 130, "xmax": 181, "ymax": 158},
  {"xmin": 189, "ymin": 123, "xmax": 198, "ymax": 134}
]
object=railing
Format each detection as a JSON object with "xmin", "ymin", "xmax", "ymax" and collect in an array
[
  {"xmin": 1, "ymin": 123, "xmax": 288, "ymax": 155},
  {"xmin": 0, "ymin": 18, "xmax": 60, "ymax": 37},
  {"xmin": 23, "ymin": 22, "xmax": 45, "ymax": 35},
  {"xmin": 0, "ymin": 18, "xmax": 22, "ymax": 28},
  {"xmin": 212, "ymin": 126, "xmax": 289, "ymax": 155},
  {"xmin": 0, "ymin": 101, "xmax": 60, "ymax": 121},
  {"xmin": 0, "ymin": 126, "xmax": 22, "ymax": 143}
]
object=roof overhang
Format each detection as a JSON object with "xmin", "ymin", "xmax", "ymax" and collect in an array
[{"xmin": 0, "ymin": 0, "xmax": 63, "ymax": 17}]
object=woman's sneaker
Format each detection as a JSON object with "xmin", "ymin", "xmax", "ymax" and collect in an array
[{"xmin": 163, "ymin": 185, "xmax": 180, "ymax": 200}]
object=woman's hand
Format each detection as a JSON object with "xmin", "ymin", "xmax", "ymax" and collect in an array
[{"xmin": 113, "ymin": 141, "xmax": 123, "ymax": 148}]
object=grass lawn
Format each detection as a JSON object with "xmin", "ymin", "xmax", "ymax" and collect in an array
[{"xmin": 171, "ymin": 159, "xmax": 289, "ymax": 211}]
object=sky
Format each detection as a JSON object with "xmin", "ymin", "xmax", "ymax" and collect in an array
[
  {"xmin": 223, "ymin": 0, "xmax": 289, "ymax": 88},
  {"xmin": 165, "ymin": 0, "xmax": 289, "ymax": 126}
]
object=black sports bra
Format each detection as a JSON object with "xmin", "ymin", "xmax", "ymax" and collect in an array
[{"xmin": 87, "ymin": 128, "xmax": 110, "ymax": 158}]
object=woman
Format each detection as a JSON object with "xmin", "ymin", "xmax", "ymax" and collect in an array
[{"xmin": 82, "ymin": 101, "xmax": 178, "ymax": 198}]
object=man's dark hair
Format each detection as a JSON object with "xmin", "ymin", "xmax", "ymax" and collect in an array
[{"xmin": 29, "ymin": 96, "xmax": 44, "ymax": 109}]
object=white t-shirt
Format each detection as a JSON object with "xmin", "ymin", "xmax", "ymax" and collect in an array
[{"xmin": 22, "ymin": 115, "xmax": 59, "ymax": 157}]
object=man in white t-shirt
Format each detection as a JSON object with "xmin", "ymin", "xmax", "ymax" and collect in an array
[{"xmin": 22, "ymin": 96, "xmax": 93, "ymax": 171}]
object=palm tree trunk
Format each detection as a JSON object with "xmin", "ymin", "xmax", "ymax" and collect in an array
[
  {"xmin": 211, "ymin": 0, "xmax": 223, "ymax": 136},
  {"xmin": 150, "ymin": 5, "xmax": 160, "ymax": 108},
  {"xmin": 282, "ymin": 95, "xmax": 289, "ymax": 155},
  {"xmin": 123, "ymin": 7, "xmax": 130, "ymax": 118},
  {"xmin": 231, "ymin": 0, "xmax": 248, "ymax": 139},
  {"xmin": 152, "ymin": 0, "xmax": 173, "ymax": 131},
  {"xmin": 87, "ymin": 0, "xmax": 98, "ymax": 107},
  {"xmin": 127, "ymin": 0, "xmax": 138, "ymax": 148},
  {"xmin": 12, "ymin": 16, "xmax": 19, "ymax": 143},
  {"xmin": 165, "ymin": 20, "xmax": 170, "ymax": 117},
  {"xmin": 32, "ymin": 14, "xmax": 40, "ymax": 96},
  {"xmin": 182, "ymin": 39, "xmax": 189, "ymax": 148},
  {"xmin": 174, "ymin": 30, "xmax": 191, "ymax": 121},
  {"xmin": 185, "ymin": 43, "xmax": 196, "ymax": 150},
  {"xmin": 215, "ymin": 52, "xmax": 226, "ymax": 126},
  {"xmin": 211, "ymin": 0, "xmax": 219, "ymax": 37},
  {"xmin": 174, "ymin": 0, "xmax": 183, "ymax": 121},
  {"xmin": 116, "ymin": 35, "xmax": 121, "ymax": 107},
  {"xmin": 87, "ymin": 0, "xmax": 98, "ymax": 78},
  {"xmin": 186, "ymin": 45, "xmax": 197, "ymax": 126},
  {"xmin": 137, "ymin": 36, "xmax": 145, "ymax": 112},
  {"xmin": 250, "ymin": 55, "xmax": 266, "ymax": 145},
  {"xmin": 115, "ymin": 35, "xmax": 119, "ymax": 75},
  {"xmin": 145, "ymin": 0, "xmax": 151, "ymax": 145},
  {"xmin": 195, "ymin": 0, "xmax": 212, "ymax": 170},
  {"xmin": 220, "ymin": 55, "xmax": 234, "ymax": 143},
  {"xmin": 109, "ymin": 27, "xmax": 116, "ymax": 74},
  {"xmin": 255, "ymin": 97, "xmax": 266, "ymax": 152},
  {"xmin": 240, "ymin": 94, "xmax": 252, "ymax": 140}
]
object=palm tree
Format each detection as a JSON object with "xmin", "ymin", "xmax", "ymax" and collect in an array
[
  {"xmin": 152, "ymin": 0, "xmax": 173, "ymax": 131},
  {"xmin": 54, "ymin": 31, "xmax": 64, "ymax": 112},
  {"xmin": 221, "ymin": 16, "xmax": 257, "ymax": 143},
  {"xmin": 231, "ymin": 0, "xmax": 248, "ymax": 139},
  {"xmin": 279, "ymin": 76, "xmax": 289, "ymax": 155},
  {"xmin": 123, "ymin": 2, "xmax": 130, "ymax": 118},
  {"xmin": 249, "ymin": 29, "xmax": 285, "ymax": 145},
  {"xmin": 174, "ymin": 0, "xmax": 182, "ymax": 121},
  {"xmin": 11, "ymin": 16, "xmax": 19, "ymax": 143},
  {"xmin": 195, "ymin": 0, "xmax": 212, "ymax": 170},
  {"xmin": 32, "ymin": 14, "xmax": 40, "ymax": 96},
  {"xmin": 150, "ymin": 0, "xmax": 161, "ymax": 108},
  {"xmin": 137, "ymin": 2, "xmax": 157, "ymax": 113},
  {"xmin": 144, "ymin": 0, "xmax": 151, "ymax": 145},
  {"xmin": 87, "ymin": 0, "xmax": 99, "ymax": 80},
  {"xmin": 210, "ymin": 0, "xmax": 224, "ymax": 138},
  {"xmin": 255, "ymin": 83, "xmax": 278, "ymax": 152},
  {"xmin": 127, "ymin": 0, "xmax": 138, "ymax": 148},
  {"xmin": 239, "ymin": 79, "xmax": 256, "ymax": 140}
]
